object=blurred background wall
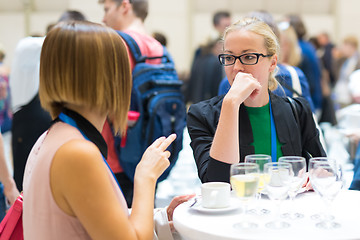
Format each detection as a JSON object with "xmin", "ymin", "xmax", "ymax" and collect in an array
[{"xmin": 0, "ymin": 0, "xmax": 359, "ymax": 76}]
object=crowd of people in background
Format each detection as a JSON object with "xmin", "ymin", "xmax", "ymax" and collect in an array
[{"xmin": 0, "ymin": 1, "xmax": 360, "ymax": 238}]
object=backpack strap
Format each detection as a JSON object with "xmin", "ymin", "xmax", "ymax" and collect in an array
[
  {"xmin": 116, "ymin": 31, "xmax": 171, "ymax": 64},
  {"xmin": 116, "ymin": 31, "xmax": 145, "ymax": 63}
]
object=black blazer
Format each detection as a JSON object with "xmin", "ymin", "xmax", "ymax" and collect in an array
[{"xmin": 187, "ymin": 92, "xmax": 326, "ymax": 183}]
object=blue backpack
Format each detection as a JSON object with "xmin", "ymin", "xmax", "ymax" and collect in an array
[
  {"xmin": 115, "ymin": 31, "xmax": 186, "ymax": 182},
  {"xmin": 0, "ymin": 182, "xmax": 6, "ymax": 221}
]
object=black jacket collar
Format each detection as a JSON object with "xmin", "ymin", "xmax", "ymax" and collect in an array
[{"xmin": 54, "ymin": 108, "xmax": 108, "ymax": 159}]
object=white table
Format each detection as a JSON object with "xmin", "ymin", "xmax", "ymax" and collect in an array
[{"xmin": 173, "ymin": 190, "xmax": 360, "ymax": 240}]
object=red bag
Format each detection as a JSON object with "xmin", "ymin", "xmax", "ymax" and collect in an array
[{"xmin": 0, "ymin": 194, "xmax": 23, "ymax": 240}]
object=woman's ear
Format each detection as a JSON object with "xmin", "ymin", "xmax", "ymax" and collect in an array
[{"xmin": 269, "ymin": 54, "xmax": 278, "ymax": 72}]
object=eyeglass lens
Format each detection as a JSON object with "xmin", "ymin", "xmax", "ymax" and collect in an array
[{"xmin": 219, "ymin": 53, "xmax": 260, "ymax": 65}]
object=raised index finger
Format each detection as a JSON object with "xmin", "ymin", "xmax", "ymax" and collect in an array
[{"xmin": 159, "ymin": 134, "xmax": 177, "ymax": 151}]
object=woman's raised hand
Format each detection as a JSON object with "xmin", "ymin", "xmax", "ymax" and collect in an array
[
  {"xmin": 136, "ymin": 134, "xmax": 177, "ymax": 182},
  {"xmin": 225, "ymin": 72, "xmax": 262, "ymax": 106}
]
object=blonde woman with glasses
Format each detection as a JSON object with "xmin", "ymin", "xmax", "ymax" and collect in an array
[{"xmin": 187, "ymin": 17, "xmax": 326, "ymax": 183}]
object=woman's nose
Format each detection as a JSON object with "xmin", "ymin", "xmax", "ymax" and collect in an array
[{"xmin": 233, "ymin": 58, "xmax": 245, "ymax": 72}]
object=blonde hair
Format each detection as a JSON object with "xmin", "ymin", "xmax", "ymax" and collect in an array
[
  {"xmin": 279, "ymin": 25, "xmax": 302, "ymax": 66},
  {"xmin": 222, "ymin": 17, "xmax": 279, "ymax": 91},
  {"xmin": 343, "ymin": 35, "xmax": 358, "ymax": 49},
  {"xmin": 39, "ymin": 21, "xmax": 132, "ymax": 135}
]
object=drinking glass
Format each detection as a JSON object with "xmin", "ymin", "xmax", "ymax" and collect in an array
[
  {"xmin": 308, "ymin": 157, "xmax": 335, "ymax": 221},
  {"xmin": 245, "ymin": 154, "xmax": 272, "ymax": 215},
  {"xmin": 230, "ymin": 163, "xmax": 260, "ymax": 229},
  {"xmin": 309, "ymin": 158, "xmax": 343, "ymax": 229},
  {"xmin": 278, "ymin": 156, "xmax": 307, "ymax": 219},
  {"xmin": 263, "ymin": 162, "xmax": 292, "ymax": 229}
]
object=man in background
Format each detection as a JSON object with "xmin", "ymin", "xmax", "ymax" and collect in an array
[
  {"xmin": 185, "ymin": 11, "xmax": 231, "ymax": 104},
  {"xmin": 100, "ymin": 0, "xmax": 165, "ymax": 207}
]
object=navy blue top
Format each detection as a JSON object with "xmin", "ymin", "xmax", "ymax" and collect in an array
[{"xmin": 298, "ymin": 40, "xmax": 323, "ymax": 110}]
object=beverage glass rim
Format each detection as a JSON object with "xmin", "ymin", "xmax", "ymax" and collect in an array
[
  {"xmin": 231, "ymin": 162, "xmax": 259, "ymax": 169},
  {"xmin": 245, "ymin": 154, "xmax": 271, "ymax": 160},
  {"xmin": 309, "ymin": 157, "xmax": 338, "ymax": 168},
  {"xmin": 278, "ymin": 156, "xmax": 306, "ymax": 162},
  {"xmin": 309, "ymin": 157, "xmax": 330, "ymax": 162},
  {"xmin": 201, "ymin": 182, "xmax": 231, "ymax": 188}
]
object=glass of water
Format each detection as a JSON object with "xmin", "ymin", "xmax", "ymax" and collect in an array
[
  {"xmin": 278, "ymin": 156, "xmax": 307, "ymax": 219},
  {"xmin": 309, "ymin": 158, "xmax": 343, "ymax": 229},
  {"xmin": 263, "ymin": 162, "xmax": 292, "ymax": 229}
]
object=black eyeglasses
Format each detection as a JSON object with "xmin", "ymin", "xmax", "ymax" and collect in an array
[{"xmin": 218, "ymin": 53, "xmax": 273, "ymax": 66}]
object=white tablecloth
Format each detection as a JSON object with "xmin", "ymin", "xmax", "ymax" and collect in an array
[{"xmin": 173, "ymin": 190, "xmax": 360, "ymax": 240}]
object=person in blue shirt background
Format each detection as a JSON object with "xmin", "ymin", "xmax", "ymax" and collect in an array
[{"xmin": 286, "ymin": 14, "xmax": 323, "ymax": 112}]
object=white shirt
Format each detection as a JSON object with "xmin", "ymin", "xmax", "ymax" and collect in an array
[{"xmin": 10, "ymin": 36, "xmax": 44, "ymax": 113}]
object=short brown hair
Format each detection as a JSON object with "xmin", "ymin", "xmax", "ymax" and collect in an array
[
  {"xmin": 98, "ymin": 0, "xmax": 122, "ymax": 5},
  {"xmin": 213, "ymin": 11, "xmax": 230, "ymax": 27},
  {"xmin": 98, "ymin": 0, "xmax": 148, "ymax": 22},
  {"xmin": 287, "ymin": 14, "xmax": 307, "ymax": 40},
  {"xmin": 39, "ymin": 21, "xmax": 132, "ymax": 135},
  {"xmin": 0, "ymin": 43, "xmax": 5, "ymax": 62},
  {"xmin": 131, "ymin": 0, "xmax": 148, "ymax": 22}
]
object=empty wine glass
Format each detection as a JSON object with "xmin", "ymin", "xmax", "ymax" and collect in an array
[
  {"xmin": 308, "ymin": 157, "xmax": 335, "ymax": 221},
  {"xmin": 230, "ymin": 163, "xmax": 260, "ymax": 229},
  {"xmin": 309, "ymin": 158, "xmax": 343, "ymax": 229},
  {"xmin": 278, "ymin": 156, "xmax": 307, "ymax": 219},
  {"xmin": 263, "ymin": 162, "xmax": 292, "ymax": 229},
  {"xmin": 245, "ymin": 154, "xmax": 272, "ymax": 215}
]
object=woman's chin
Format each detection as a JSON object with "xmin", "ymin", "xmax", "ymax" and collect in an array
[{"xmin": 249, "ymin": 89, "xmax": 260, "ymax": 100}]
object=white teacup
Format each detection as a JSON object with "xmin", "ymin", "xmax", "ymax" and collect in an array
[{"xmin": 201, "ymin": 182, "xmax": 231, "ymax": 209}]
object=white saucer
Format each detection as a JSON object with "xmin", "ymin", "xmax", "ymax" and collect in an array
[{"xmin": 191, "ymin": 199, "xmax": 240, "ymax": 213}]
